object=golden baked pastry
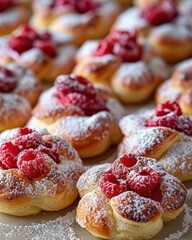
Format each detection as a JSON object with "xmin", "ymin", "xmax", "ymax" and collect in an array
[
  {"xmin": 31, "ymin": 0, "xmax": 121, "ymax": 46},
  {"xmin": 119, "ymin": 101, "xmax": 192, "ymax": 182},
  {"xmin": 28, "ymin": 74, "xmax": 124, "ymax": 158},
  {"xmin": 0, "ymin": 25, "xmax": 76, "ymax": 83},
  {"xmin": 0, "ymin": 127, "xmax": 83, "ymax": 216},
  {"xmin": 156, "ymin": 58, "xmax": 192, "ymax": 115},
  {"xmin": 112, "ymin": 0, "xmax": 192, "ymax": 63},
  {"xmin": 0, "ymin": 63, "xmax": 41, "ymax": 132},
  {"xmin": 0, "ymin": 0, "xmax": 30, "ymax": 36},
  {"xmin": 76, "ymin": 153, "xmax": 187, "ymax": 239},
  {"xmin": 74, "ymin": 30, "xmax": 168, "ymax": 103}
]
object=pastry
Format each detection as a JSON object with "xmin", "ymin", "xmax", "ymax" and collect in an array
[
  {"xmin": 28, "ymin": 74, "xmax": 124, "ymax": 158},
  {"xmin": 0, "ymin": 127, "xmax": 83, "ymax": 216},
  {"xmin": 76, "ymin": 153, "xmax": 187, "ymax": 239},
  {"xmin": 156, "ymin": 58, "xmax": 192, "ymax": 115},
  {"xmin": 112, "ymin": 0, "xmax": 192, "ymax": 63},
  {"xmin": 119, "ymin": 101, "xmax": 192, "ymax": 182},
  {"xmin": 0, "ymin": 0, "xmax": 30, "ymax": 36},
  {"xmin": 74, "ymin": 30, "xmax": 168, "ymax": 103},
  {"xmin": 0, "ymin": 25, "xmax": 76, "ymax": 83},
  {"xmin": 31, "ymin": 0, "xmax": 121, "ymax": 46},
  {"xmin": 0, "ymin": 63, "xmax": 41, "ymax": 132}
]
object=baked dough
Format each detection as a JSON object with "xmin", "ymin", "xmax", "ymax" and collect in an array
[{"xmin": 0, "ymin": 127, "xmax": 83, "ymax": 216}]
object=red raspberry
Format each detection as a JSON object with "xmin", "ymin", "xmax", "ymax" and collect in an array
[
  {"xmin": 151, "ymin": 184, "xmax": 162, "ymax": 202},
  {"xmin": 141, "ymin": 0, "xmax": 178, "ymax": 26},
  {"xmin": 0, "ymin": 142, "xmax": 20, "ymax": 169},
  {"xmin": 55, "ymin": 74, "xmax": 96, "ymax": 97},
  {"xmin": 177, "ymin": 116, "xmax": 192, "ymax": 136},
  {"xmin": 156, "ymin": 101, "xmax": 182, "ymax": 117},
  {"xmin": 94, "ymin": 39, "xmax": 114, "ymax": 57},
  {"xmin": 0, "ymin": 66, "xmax": 17, "ymax": 92},
  {"xmin": 127, "ymin": 167, "xmax": 159, "ymax": 197},
  {"xmin": 112, "ymin": 154, "xmax": 137, "ymax": 179},
  {"xmin": 33, "ymin": 40, "xmax": 57, "ymax": 58},
  {"xmin": 9, "ymin": 35, "xmax": 33, "ymax": 54},
  {"xmin": 54, "ymin": 0, "xmax": 75, "ymax": 7},
  {"xmin": 37, "ymin": 31, "xmax": 52, "ymax": 41},
  {"xmin": 14, "ymin": 128, "xmax": 42, "ymax": 150},
  {"xmin": 100, "ymin": 172, "xmax": 129, "ymax": 198},
  {"xmin": 14, "ymin": 25, "xmax": 38, "ymax": 41},
  {"xmin": 62, "ymin": 92, "xmax": 108, "ymax": 116},
  {"xmin": 17, "ymin": 149, "xmax": 48, "ymax": 179},
  {"xmin": 110, "ymin": 31, "xmax": 137, "ymax": 45},
  {"xmin": 0, "ymin": 0, "xmax": 14, "ymax": 12},
  {"xmin": 75, "ymin": 0, "xmax": 99, "ymax": 13},
  {"xmin": 38, "ymin": 141, "xmax": 60, "ymax": 164}
]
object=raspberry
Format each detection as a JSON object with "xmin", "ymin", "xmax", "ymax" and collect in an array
[
  {"xmin": 0, "ymin": 0, "xmax": 14, "ymax": 12},
  {"xmin": 9, "ymin": 35, "xmax": 33, "ymax": 54},
  {"xmin": 110, "ymin": 31, "xmax": 137, "ymax": 45},
  {"xmin": 14, "ymin": 128, "xmax": 42, "ymax": 150},
  {"xmin": 100, "ymin": 172, "xmax": 129, "ymax": 198},
  {"xmin": 156, "ymin": 101, "xmax": 182, "ymax": 117},
  {"xmin": 0, "ymin": 66, "xmax": 17, "ymax": 92},
  {"xmin": 151, "ymin": 184, "xmax": 162, "ymax": 202},
  {"xmin": 37, "ymin": 31, "xmax": 52, "ymax": 41},
  {"xmin": 62, "ymin": 92, "xmax": 108, "ymax": 116},
  {"xmin": 94, "ymin": 39, "xmax": 113, "ymax": 57},
  {"xmin": 38, "ymin": 141, "xmax": 60, "ymax": 164},
  {"xmin": 177, "ymin": 116, "xmax": 192, "ymax": 136},
  {"xmin": 141, "ymin": 0, "xmax": 178, "ymax": 26},
  {"xmin": 14, "ymin": 25, "xmax": 38, "ymax": 41},
  {"xmin": 17, "ymin": 149, "xmax": 48, "ymax": 179},
  {"xmin": 127, "ymin": 167, "xmax": 159, "ymax": 197},
  {"xmin": 0, "ymin": 142, "xmax": 20, "ymax": 169},
  {"xmin": 55, "ymin": 74, "xmax": 96, "ymax": 97},
  {"xmin": 33, "ymin": 40, "xmax": 57, "ymax": 58},
  {"xmin": 112, "ymin": 154, "xmax": 137, "ymax": 179},
  {"xmin": 75, "ymin": 0, "xmax": 99, "ymax": 13}
]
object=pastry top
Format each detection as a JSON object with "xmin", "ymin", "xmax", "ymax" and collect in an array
[
  {"xmin": 156, "ymin": 59, "xmax": 192, "ymax": 115},
  {"xmin": 0, "ymin": 127, "xmax": 83, "ymax": 200},
  {"xmin": 77, "ymin": 154, "xmax": 187, "ymax": 239},
  {"xmin": 119, "ymin": 101, "xmax": 192, "ymax": 182}
]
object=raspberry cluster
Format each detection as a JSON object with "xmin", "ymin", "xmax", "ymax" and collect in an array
[
  {"xmin": 94, "ymin": 30, "xmax": 143, "ymax": 62},
  {"xmin": 0, "ymin": 0, "xmax": 14, "ymax": 12},
  {"xmin": 0, "ymin": 66, "xmax": 17, "ymax": 92},
  {"xmin": 9, "ymin": 25, "xmax": 57, "ymax": 57},
  {"xmin": 0, "ymin": 128, "xmax": 60, "ymax": 179},
  {"xmin": 54, "ymin": 74, "xmax": 108, "ymax": 116},
  {"xmin": 145, "ymin": 101, "xmax": 192, "ymax": 136},
  {"xmin": 50, "ymin": 0, "xmax": 99, "ymax": 13},
  {"xmin": 141, "ymin": 0, "xmax": 178, "ymax": 26},
  {"xmin": 100, "ymin": 154, "xmax": 160, "ymax": 199}
]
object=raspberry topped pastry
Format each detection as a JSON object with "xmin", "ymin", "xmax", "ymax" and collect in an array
[
  {"xmin": 28, "ymin": 74, "xmax": 124, "ymax": 158},
  {"xmin": 156, "ymin": 58, "xmax": 192, "ymax": 115},
  {"xmin": 113, "ymin": 0, "xmax": 192, "ymax": 63},
  {"xmin": 0, "ymin": 127, "xmax": 83, "ymax": 216},
  {"xmin": 119, "ymin": 101, "xmax": 192, "ymax": 182},
  {"xmin": 74, "ymin": 30, "xmax": 168, "ymax": 103},
  {"xmin": 0, "ymin": 24, "xmax": 76, "ymax": 83},
  {"xmin": 31, "ymin": 0, "xmax": 121, "ymax": 46},
  {"xmin": 0, "ymin": 63, "xmax": 41, "ymax": 132},
  {"xmin": 0, "ymin": 0, "xmax": 30, "ymax": 36},
  {"xmin": 76, "ymin": 153, "xmax": 187, "ymax": 239}
]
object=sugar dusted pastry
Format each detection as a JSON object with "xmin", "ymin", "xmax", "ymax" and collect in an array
[
  {"xmin": 31, "ymin": 0, "xmax": 121, "ymax": 46},
  {"xmin": 0, "ymin": 127, "xmax": 83, "ymax": 216},
  {"xmin": 76, "ymin": 153, "xmax": 187, "ymax": 239},
  {"xmin": 0, "ymin": 0, "xmax": 30, "ymax": 36},
  {"xmin": 119, "ymin": 101, "xmax": 192, "ymax": 182},
  {"xmin": 113, "ymin": 0, "xmax": 192, "ymax": 63},
  {"xmin": 28, "ymin": 74, "xmax": 124, "ymax": 158},
  {"xmin": 0, "ymin": 64, "xmax": 41, "ymax": 132},
  {"xmin": 156, "ymin": 58, "xmax": 192, "ymax": 115},
  {"xmin": 74, "ymin": 30, "xmax": 168, "ymax": 103},
  {"xmin": 0, "ymin": 25, "xmax": 76, "ymax": 83}
]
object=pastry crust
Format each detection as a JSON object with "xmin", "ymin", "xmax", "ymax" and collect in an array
[
  {"xmin": 0, "ymin": 29, "xmax": 76, "ymax": 83},
  {"xmin": 74, "ymin": 39, "xmax": 168, "ymax": 103},
  {"xmin": 0, "ymin": 128, "xmax": 83, "ymax": 216},
  {"xmin": 31, "ymin": 0, "xmax": 121, "ymax": 46},
  {"xmin": 76, "ymin": 155, "xmax": 187, "ymax": 239},
  {"xmin": 28, "ymin": 77, "xmax": 124, "ymax": 158},
  {"xmin": 119, "ymin": 110, "xmax": 192, "ymax": 182},
  {"xmin": 156, "ymin": 59, "xmax": 192, "ymax": 115}
]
